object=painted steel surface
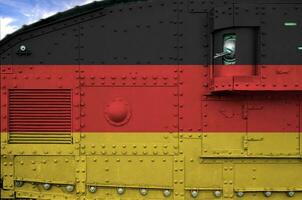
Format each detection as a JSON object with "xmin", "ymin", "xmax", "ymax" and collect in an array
[{"xmin": 1, "ymin": 0, "xmax": 302, "ymax": 199}]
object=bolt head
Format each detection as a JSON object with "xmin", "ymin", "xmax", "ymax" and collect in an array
[
  {"xmin": 15, "ymin": 181, "xmax": 23, "ymax": 187},
  {"xmin": 236, "ymin": 191, "xmax": 244, "ymax": 197},
  {"xmin": 65, "ymin": 185, "xmax": 74, "ymax": 192},
  {"xmin": 191, "ymin": 190, "xmax": 198, "ymax": 198},
  {"xmin": 214, "ymin": 190, "xmax": 222, "ymax": 197},
  {"xmin": 117, "ymin": 187, "xmax": 125, "ymax": 194},
  {"xmin": 287, "ymin": 191, "xmax": 295, "ymax": 197},
  {"xmin": 163, "ymin": 189, "xmax": 171, "ymax": 197},
  {"xmin": 264, "ymin": 191, "xmax": 272, "ymax": 197},
  {"xmin": 88, "ymin": 186, "xmax": 97, "ymax": 193},
  {"xmin": 42, "ymin": 183, "xmax": 51, "ymax": 190},
  {"xmin": 20, "ymin": 45, "xmax": 26, "ymax": 52},
  {"xmin": 139, "ymin": 188, "xmax": 148, "ymax": 196}
]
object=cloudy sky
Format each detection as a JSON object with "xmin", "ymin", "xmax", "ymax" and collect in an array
[{"xmin": 0, "ymin": 0, "xmax": 101, "ymax": 40}]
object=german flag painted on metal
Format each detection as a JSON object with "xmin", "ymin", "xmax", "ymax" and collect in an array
[{"xmin": 1, "ymin": 0, "xmax": 302, "ymax": 199}]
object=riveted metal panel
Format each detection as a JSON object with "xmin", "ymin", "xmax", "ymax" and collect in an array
[
  {"xmin": 211, "ymin": 5, "xmax": 234, "ymax": 30},
  {"xmin": 201, "ymin": 133, "xmax": 246, "ymax": 157},
  {"xmin": 79, "ymin": 0, "xmax": 178, "ymax": 65},
  {"xmin": 178, "ymin": 12, "xmax": 209, "ymax": 65},
  {"xmin": 80, "ymin": 133, "xmax": 178, "ymax": 156},
  {"xmin": 11, "ymin": 26, "xmax": 80, "ymax": 65},
  {"xmin": 235, "ymin": 163, "xmax": 302, "ymax": 190},
  {"xmin": 234, "ymin": 4, "xmax": 261, "ymax": 26},
  {"xmin": 1, "ymin": 0, "xmax": 302, "ymax": 199},
  {"xmin": 202, "ymin": 100, "xmax": 247, "ymax": 132},
  {"xmin": 247, "ymin": 134, "xmax": 300, "ymax": 157},
  {"xmin": 86, "ymin": 156, "xmax": 173, "ymax": 187},
  {"xmin": 183, "ymin": 139, "xmax": 223, "ymax": 189},
  {"xmin": 201, "ymin": 100, "xmax": 247, "ymax": 157},
  {"xmin": 260, "ymin": 5, "xmax": 302, "ymax": 65},
  {"xmin": 0, "ymin": 48, "xmax": 12, "ymax": 65},
  {"xmin": 187, "ymin": 0, "xmax": 233, "ymax": 13},
  {"xmin": 1, "ymin": 155, "xmax": 14, "ymax": 190},
  {"xmin": 81, "ymin": 87, "xmax": 178, "ymax": 132},
  {"xmin": 179, "ymin": 66, "xmax": 207, "ymax": 132},
  {"xmin": 247, "ymin": 99, "xmax": 300, "ymax": 157},
  {"xmin": 1, "ymin": 143, "xmax": 78, "ymax": 156},
  {"xmin": 247, "ymin": 97, "xmax": 300, "ymax": 133},
  {"xmin": 79, "ymin": 65, "xmax": 178, "ymax": 87},
  {"xmin": 14, "ymin": 156, "xmax": 76, "ymax": 184},
  {"xmin": 235, "ymin": 0, "xmax": 302, "ymax": 3}
]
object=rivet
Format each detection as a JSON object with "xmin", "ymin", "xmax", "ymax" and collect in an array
[
  {"xmin": 236, "ymin": 191, "xmax": 244, "ymax": 197},
  {"xmin": 191, "ymin": 190, "xmax": 198, "ymax": 198},
  {"xmin": 88, "ymin": 186, "xmax": 97, "ymax": 193},
  {"xmin": 214, "ymin": 190, "xmax": 222, "ymax": 197},
  {"xmin": 15, "ymin": 181, "xmax": 24, "ymax": 187},
  {"xmin": 65, "ymin": 185, "xmax": 75, "ymax": 192},
  {"xmin": 139, "ymin": 188, "xmax": 148, "ymax": 196},
  {"xmin": 287, "ymin": 191, "xmax": 295, "ymax": 197},
  {"xmin": 264, "ymin": 191, "xmax": 272, "ymax": 197},
  {"xmin": 117, "ymin": 187, "xmax": 125, "ymax": 195},
  {"xmin": 42, "ymin": 183, "xmax": 51, "ymax": 190},
  {"xmin": 163, "ymin": 189, "xmax": 171, "ymax": 197}
]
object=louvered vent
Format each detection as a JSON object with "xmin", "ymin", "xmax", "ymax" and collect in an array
[{"xmin": 8, "ymin": 89, "xmax": 72, "ymax": 144}]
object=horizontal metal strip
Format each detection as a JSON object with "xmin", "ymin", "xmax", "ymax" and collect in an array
[
  {"xmin": 9, "ymin": 132, "xmax": 71, "ymax": 134},
  {"xmin": 8, "ymin": 141, "xmax": 71, "ymax": 144}
]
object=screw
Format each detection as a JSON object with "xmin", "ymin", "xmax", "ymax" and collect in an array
[
  {"xmin": 117, "ymin": 187, "xmax": 125, "ymax": 195},
  {"xmin": 191, "ymin": 190, "xmax": 198, "ymax": 198},
  {"xmin": 139, "ymin": 188, "xmax": 148, "ymax": 196},
  {"xmin": 42, "ymin": 183, "xmax": 51, "ymax": 190},
  {"xmin": 20, "ymin": 45, "xmax": 26, "ymax": 52},
  {"xmin": 163, "ymin": 189, "xmax": 171, "ymax": 197},
  {"xmin": 88, "ymin": 186, "xmax": 97, "ymax": 193},
  {"xmin": 15, "ymin": 181, "xmax": 23, "ymax": 187},
  {"xmin": 236, "ymin": 191, "xmax": 244, "ymax": 197},
  {"xmin": 287, "ymin": 191, "xmax": 295, "ymax": 197},
  {"xmin": 264, "ymin": 191, "xmax": 272, "ymax": 197},
  {"xmin": 65, "ymin": 185, "xmax": 74, "ymax": 192}
]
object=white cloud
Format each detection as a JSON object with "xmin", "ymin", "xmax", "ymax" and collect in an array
[
  {"xmin": 0, "ymin": 0, "xmax": 104, "ymax": 40},
  {"xmin": 0, "ymin": 17, "xmax": 18, "ymax": 40},
  {"xmin": 83, "ymin": 0, "xmax": 102, "ymax": 4},
  {"xmin": 22, "ymin": 6, "xmax": 58, "ymax": 25}
]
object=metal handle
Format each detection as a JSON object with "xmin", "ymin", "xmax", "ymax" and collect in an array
[
  {"xmin": 214, "ymin": 35, "xmax": 236, "ymax": 61},
  {"xmin": 214, "ymin": 51, "xmax": 231, "ymax": 59}
]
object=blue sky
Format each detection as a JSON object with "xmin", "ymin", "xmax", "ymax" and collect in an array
[{"xmin": 0, "ymin": 0, "xmax": 100, "ymax": 40}]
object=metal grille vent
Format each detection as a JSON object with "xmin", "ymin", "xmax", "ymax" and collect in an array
[{"xmin": 8, "ymin": 89, "xmax": 72, "ymax": 144}]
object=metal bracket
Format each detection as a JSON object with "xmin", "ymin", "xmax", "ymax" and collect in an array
[
  {"xmin": 223, "ymin": 163, "xmax": 234, "ymax": 198},
  {"xmin": 2, "ymin": 155, "xmax": 14, "ymax": 190},
  {"xmin": 173, "ymin": 155, "xmax": 185, "ymax": 200}
]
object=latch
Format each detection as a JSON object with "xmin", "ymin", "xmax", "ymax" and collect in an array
[{"xmin": 214, "ymin": 34, "xmax": 236, "ymax": 65}]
